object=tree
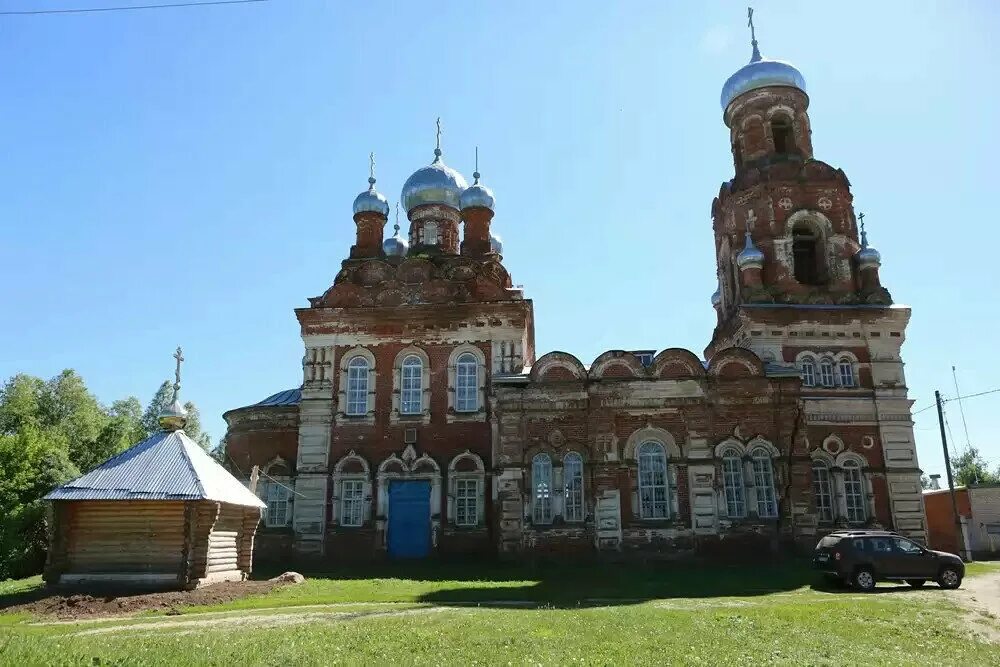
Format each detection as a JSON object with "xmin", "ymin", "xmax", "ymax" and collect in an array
[
  {"xmin": 920, "ymin": 474, "xmax": 932, "ymax": 490},
  {"xmin": 952, "ymin": 447, "xmax": 1000, "ymax": 487}
]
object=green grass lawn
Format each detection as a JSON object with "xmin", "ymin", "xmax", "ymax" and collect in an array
[{"xmin": 1, "ymin": 561, "xmax": 998, "ymax": 666}]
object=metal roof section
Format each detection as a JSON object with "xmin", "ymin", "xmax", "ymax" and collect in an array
[
  {"xmin": 253, "ymin": 388, "xmax": 302, "ymax": 407},
  {"xmin": 46, "ymin": 430, "xmax": 265, "ymax": 508}
]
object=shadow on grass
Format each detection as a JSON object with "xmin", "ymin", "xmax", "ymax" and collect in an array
[{"xmin": 255, "ymin": 558, "xmax": 826, "ymax": 609}]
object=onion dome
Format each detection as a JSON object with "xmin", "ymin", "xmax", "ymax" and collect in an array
[
  {"xmin": 460, "ymin": 169, "xmax": 495, "ymax": 212},
  {"xmin": 711, "ymin": 288, "xmax": 721, "ymax": 308},
  {"xmin": 401, "ymin": 119, "xmax": 468, "ymax": 213},
  {"xmin": 490, "ymin": 230, "xmax": 503, "ymax": 255},
  {"xmin": 158, "ymin": 347, "xmax": 188, "ymax": 432},
  {"xmin": 720, "ymin": 19, "xmax": 805, "ymax": 111},
  {"xmin": 855, "ymin": 215, "xmax": 881, "ymax": 269},
  {"xmin": 736, "ymin": 231, "xmax": 765, "ymax": 270},
  {"xmin": 353, "ymin": 153, "xmax": 390, "ymax": 216},
  {"xmin": 383, "ymin": 203, "xmax": 410, "ymax": 257}
]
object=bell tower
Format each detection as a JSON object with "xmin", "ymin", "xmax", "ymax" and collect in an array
[{"xmin": 706, "ymin": 9, "xmax": 926, "ymax": 542}]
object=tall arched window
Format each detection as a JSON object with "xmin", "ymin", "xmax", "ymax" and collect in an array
[
  {"xmin": 346, "ymin": 356, "xmax": 369, "ymax": 416},
  {"xmin": 532, "ymin": 453, "xmax": 553, "ymax": 524},
  {"xmin": 819, "ymin": 358, "xmax": 835, "ymax": 387},
  {"xmin": 792, "ymin": 222, "xmax": 822, "ymax": 285},
  {"xmin": 751, "ymin": 449, "xmax": 778, "ymax": 518},
  {"xmin": 800, "ymin": 357, "xmax": 816, "ymax": 387},
  {"xmin": 455, "ymin": 353, "xmax": 479, "ymax": 412},
  {"xmin": 400, "ymin": 355, "xmax": 423, "ymax": 415},
  {"xmin": 721, "ymin": 449, "xmax": 745, "ymax": 518},
  {"xmin": 843, "ymin": 459, "xmax": 867, "ymax": 523},
  {"xmin": 564, "ymin": 452, "xmax": 585, "ymax": 523},
  {"xmin": 638, "ymin": 441, "xmax": 669, "ymax": 519},
  {"xmin": 771, "ymin": 116, "xmax": 795, "ymax": 155},
  {"xmin": 812, "ymin": 460, "xmax": 834, "ymax": 522},
  {"xmin": 423, "ymin": 221, "xmax": 438, "ymax": 245},
  {"xmin": 838, "ymin": 359, "xmax": 855, "ymax": 388}
]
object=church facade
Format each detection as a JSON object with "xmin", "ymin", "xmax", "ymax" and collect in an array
[{"xmin": 223, "ymin": 33, "xmax": 926, "ymax": 563}]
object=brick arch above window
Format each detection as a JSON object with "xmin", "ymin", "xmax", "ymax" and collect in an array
[{"xmin": 623, "ymin": 427, "xmax": 681, "ymax": 460}]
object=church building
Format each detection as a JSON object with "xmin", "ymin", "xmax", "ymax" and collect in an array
[{"xmin": 223, "ymin": 24, "xmax": 926, "ymax": 562}]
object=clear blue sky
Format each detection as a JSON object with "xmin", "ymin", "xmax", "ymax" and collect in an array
[{"xmin": 2, "ymin": 1, "xmax": 998, "ymax": 480}]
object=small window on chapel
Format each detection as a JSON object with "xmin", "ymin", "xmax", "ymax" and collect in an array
[
  {"xmin": 423, "ymin": 221, "xmax": 439, "ymax": 246},
  {"xmin": 771, "ymin": 117, "xmax": 795, "ymax": 155},
  {"xmin": 792, "ymin": 223, "xmax": 823, "ymax": 285}
]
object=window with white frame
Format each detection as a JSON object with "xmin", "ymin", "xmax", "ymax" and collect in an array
[
  {"xmin": 843, "ymin": 460, "xmax": 867, "ymax": 523},
  {"xmin": 455, "ymin": 353, "xmax": 479, "ymax": 412},
  {"xmin": 532, "ymin": 453, "xmax": 553, "ymax": 524},
  {"xmin": 424, "ymin": 221, "xmax": 439, "ymax": 245},
  {"xmin": 819, "ymin": 358, "xmax": 835, "ymax": 387},
  {"xmin": 800, "ymin": 358, "xmax": 816, "ymax": 387},
  {"xmin": 265, "ymin": 481, "xmax": 291, "ymax": 527},
  {"xmin": 340, "ymin": 479, "xmax": 365, "ymax": 527},
  {"xmin": 638, "ymin": 441, "xmax": 669, "ymax": 519},
  {"xmin": 838, "ymin": 359, "xmax": 855, "ymax": 387},
  {"xmin": 400, "ymin": 355, "xmax": 423, "ymax": 415},
  {"xmin": 721, "ymin": 450, "xmax": 746, "ymax": 518},
  {"xmin": 564, "ymin": 452, "xmax": 585, "ymax": 522},
  {"xmin": 346, "ymin": 356, "xmax": 369, "ymax": 416},
  {"xmin": 812, "ymin": 460, "xmax": 834, "ymax": 522},
  {"xmin": 751, "ymin": 449, "xmax": 778, "ymax": 518},
  {"xmin": 455, "ymin": 478, "xmax": 479, "ymax": 527}
]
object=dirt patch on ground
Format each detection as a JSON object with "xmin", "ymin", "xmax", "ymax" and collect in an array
[
  {"xmin": 930, "ymin": 570, "xmax": 1000, "ymax": 643},
  {"xmin": 1, "ymin": 581, "xmax": 283, "ymax": 619}
]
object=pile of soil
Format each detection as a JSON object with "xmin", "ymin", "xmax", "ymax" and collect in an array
[{"xmin": 2, "ymin": 580, "xmax": 282, "ymax": 619}]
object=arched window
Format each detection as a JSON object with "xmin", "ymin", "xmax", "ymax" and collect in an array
[
  {"xmin": 340, "ymin": 479, "xmax": 365, "ymax": 526},
  {"xmin": 564, "ymin": 452, "xmax": 585, "ymax": 523},
  {"xmin": 751, "ymin": 449, "xmax": 778, "ymax": 518},
  {"xmin": 811, "ymin": 460, "xmax": 834, "ymax": 522},
  {"xmin": 838, "ymin": 359, "xmax": 855, "ymax": 388},
  {"xmin": 346, "ymin": 356, "xmax": 369, "ymax": 416},
  {"xmin": 638, "ymin": 441, "xmax": 669, "ymax": 519},
  {"xmin": 721, "ymin": 449, "xmax": 745, "ymax": 518},
  {"xmin": 843, "ymin": 459, "xmax": 867, "ymax": 523},
  {"xmin": 423, "ymin": 221, "xmax": 438, "ymax": 246},
  {"xmin": 532, "ymin": 454, "xmax": 553, "ymax": 524},
  {"xmin": 400, "ymin": 355, "xmax": 423, "ymax": 415},
  {"xmin": 800, "ymin": 357, "xmax": 816, "ymax": 387},
  {"xmin": 792, "ymin": 222, "xmax": 823, "ymax": 285},
  {"xmin": 455, "ymin": 353, "xmax": 479, "ymax": 412},
  {"xmin": 819, "ymin": 358, "xmax": 835, "ymax": 388},
  {"xmin": 771, "ymin": 116, "xmax": 795, "ymax": 155}
]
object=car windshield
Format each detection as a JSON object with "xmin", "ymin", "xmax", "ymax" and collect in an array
[{"xmin": 818, "ymin": 536, "xmax": 840, "ymax": 549}]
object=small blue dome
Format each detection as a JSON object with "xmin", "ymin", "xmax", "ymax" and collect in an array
[
  {"xmin": 401, "ymin": 153, "xmax": 468, "ymax": 213},
  {"xmin": 383, "ymin": 225, "xmax": 409, "ymax": 257},
  {"xmin": 490, "ymin": 231, "xmax": 503, "ymax": 255},
  {"xmin": 721, "ymin": 50, "xmax": 806, "ymax": 111},
  {"xmin": 736, "ymin": 231, "xmax": 765, "ymax": 270},
  {"xmin": 353, "ymin": 178, "xmax": 390, "ymax": 216},
  {"xmin": 461, "ymin": 171, "xmax": 495, "ymax": 211},
  {"xmin": 855, "ymin": 227, "xmax": 881, "ymax": 269},
  {"xmin": 711, "ymin": 288, "xmax": 721, "ymax": 307}
]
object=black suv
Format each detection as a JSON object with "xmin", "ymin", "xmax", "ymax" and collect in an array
[{"xmin": 813, "ymin": 529, "xmax": 964, "ymax": 591}]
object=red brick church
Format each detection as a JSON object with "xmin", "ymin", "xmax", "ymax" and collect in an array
[{"xmin": 223, "ymin": 27, "xmax": 926, "ymax": 562}]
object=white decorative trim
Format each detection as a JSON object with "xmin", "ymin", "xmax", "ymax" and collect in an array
[
  {"xmin": 623, "ymin": 426, "xmax": 681, "ymax": 460},
  {"xmin": 336, "ymin": 347, "xmax": 376, "ymax": 425},
  {"xmin": 447, "ymin": 451, "xmax": 486, "ymax": 528}
]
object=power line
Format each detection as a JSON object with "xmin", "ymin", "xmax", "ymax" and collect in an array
[
  {"xmin": 951, "ymin": 366, "xmax": 972, "ymax": 452},
  {"xmin": 0, "ymin": 0, "xmax": 268, "ymax": 15}
]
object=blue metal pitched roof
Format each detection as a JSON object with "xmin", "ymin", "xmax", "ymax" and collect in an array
[
  {"xmin": 45, "ymin": 430, "xmax": 265, "ymax": 508},
  {"xmin": 254, "ymin": 388, "xmax": 301, "ymax": 407}
]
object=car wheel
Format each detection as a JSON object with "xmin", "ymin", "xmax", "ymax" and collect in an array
[
  {"xmin": 906, "ymin": 579, "xmax": 926, "ymax": 588},
  {"xmin": 937, "ymin": 566, "xmax": 962, "ymax": 590},
  {"xmin": 853, "ymin": 568, "xmax": 876, "ymax": 592}
]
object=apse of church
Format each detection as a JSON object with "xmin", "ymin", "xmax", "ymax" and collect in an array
[{"xmin": 223, "ymin": 14, "xmax": 925, "ymax": 563}]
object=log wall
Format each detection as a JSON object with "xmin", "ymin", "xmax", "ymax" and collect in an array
[{"xmin": 65, "ymin": 501, "xmax": 186, "ymax": 575}]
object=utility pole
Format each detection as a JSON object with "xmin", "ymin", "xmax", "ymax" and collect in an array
[{"xmin": 935, "ymin": 390, "xmax": 964, "ymax": 559}]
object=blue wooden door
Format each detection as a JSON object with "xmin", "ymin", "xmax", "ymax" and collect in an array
[{"xmin": 388, "ymin": 480, "xmax": 432, "ymax": 559}]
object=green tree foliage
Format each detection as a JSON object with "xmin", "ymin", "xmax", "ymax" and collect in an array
[
  {"xmin": 0, "ymin": 370, "xmax": 214, "ymax": 578},
  {"xmin": 952, "ymin": 447, "xmax": 1000, "ymax": 487}
]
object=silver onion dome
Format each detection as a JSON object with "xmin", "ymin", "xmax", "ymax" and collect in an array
[
  {"xmin": 711, "ymin": 288, "xmax": 721, "ymax": 308},
  {"xmin": 460, "ymin": 170, "xmax": 495, "ymax": 211},
  {"xmin": 721, "ymin": 41, "xmax": 806, "ymax": 112},
  {"xmin": 489, "ymin": 230, "xmax": 503, "ymax": 255},
  {"xmin": 855, "ymin": 220, "xmax": 881, "ymax": 269},
  {"xmin": 353, "ymin": 176, "xmax": 390, "ymax": 216},
  {"xmin": 383, "ymin": 224, "xmax": 409, "ymax": 257},
  {"xmin": 736, "ymin": 231, "xmax": 765, "ymax": 270},
  {"xmin": 401, "ymin": 152, "xmax": 468, "ymax": 213}
]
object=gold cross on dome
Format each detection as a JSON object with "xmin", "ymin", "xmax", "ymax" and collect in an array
[{"xmin": 173, "ymin": 346, "xmax": 184, "ymax": 391}]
